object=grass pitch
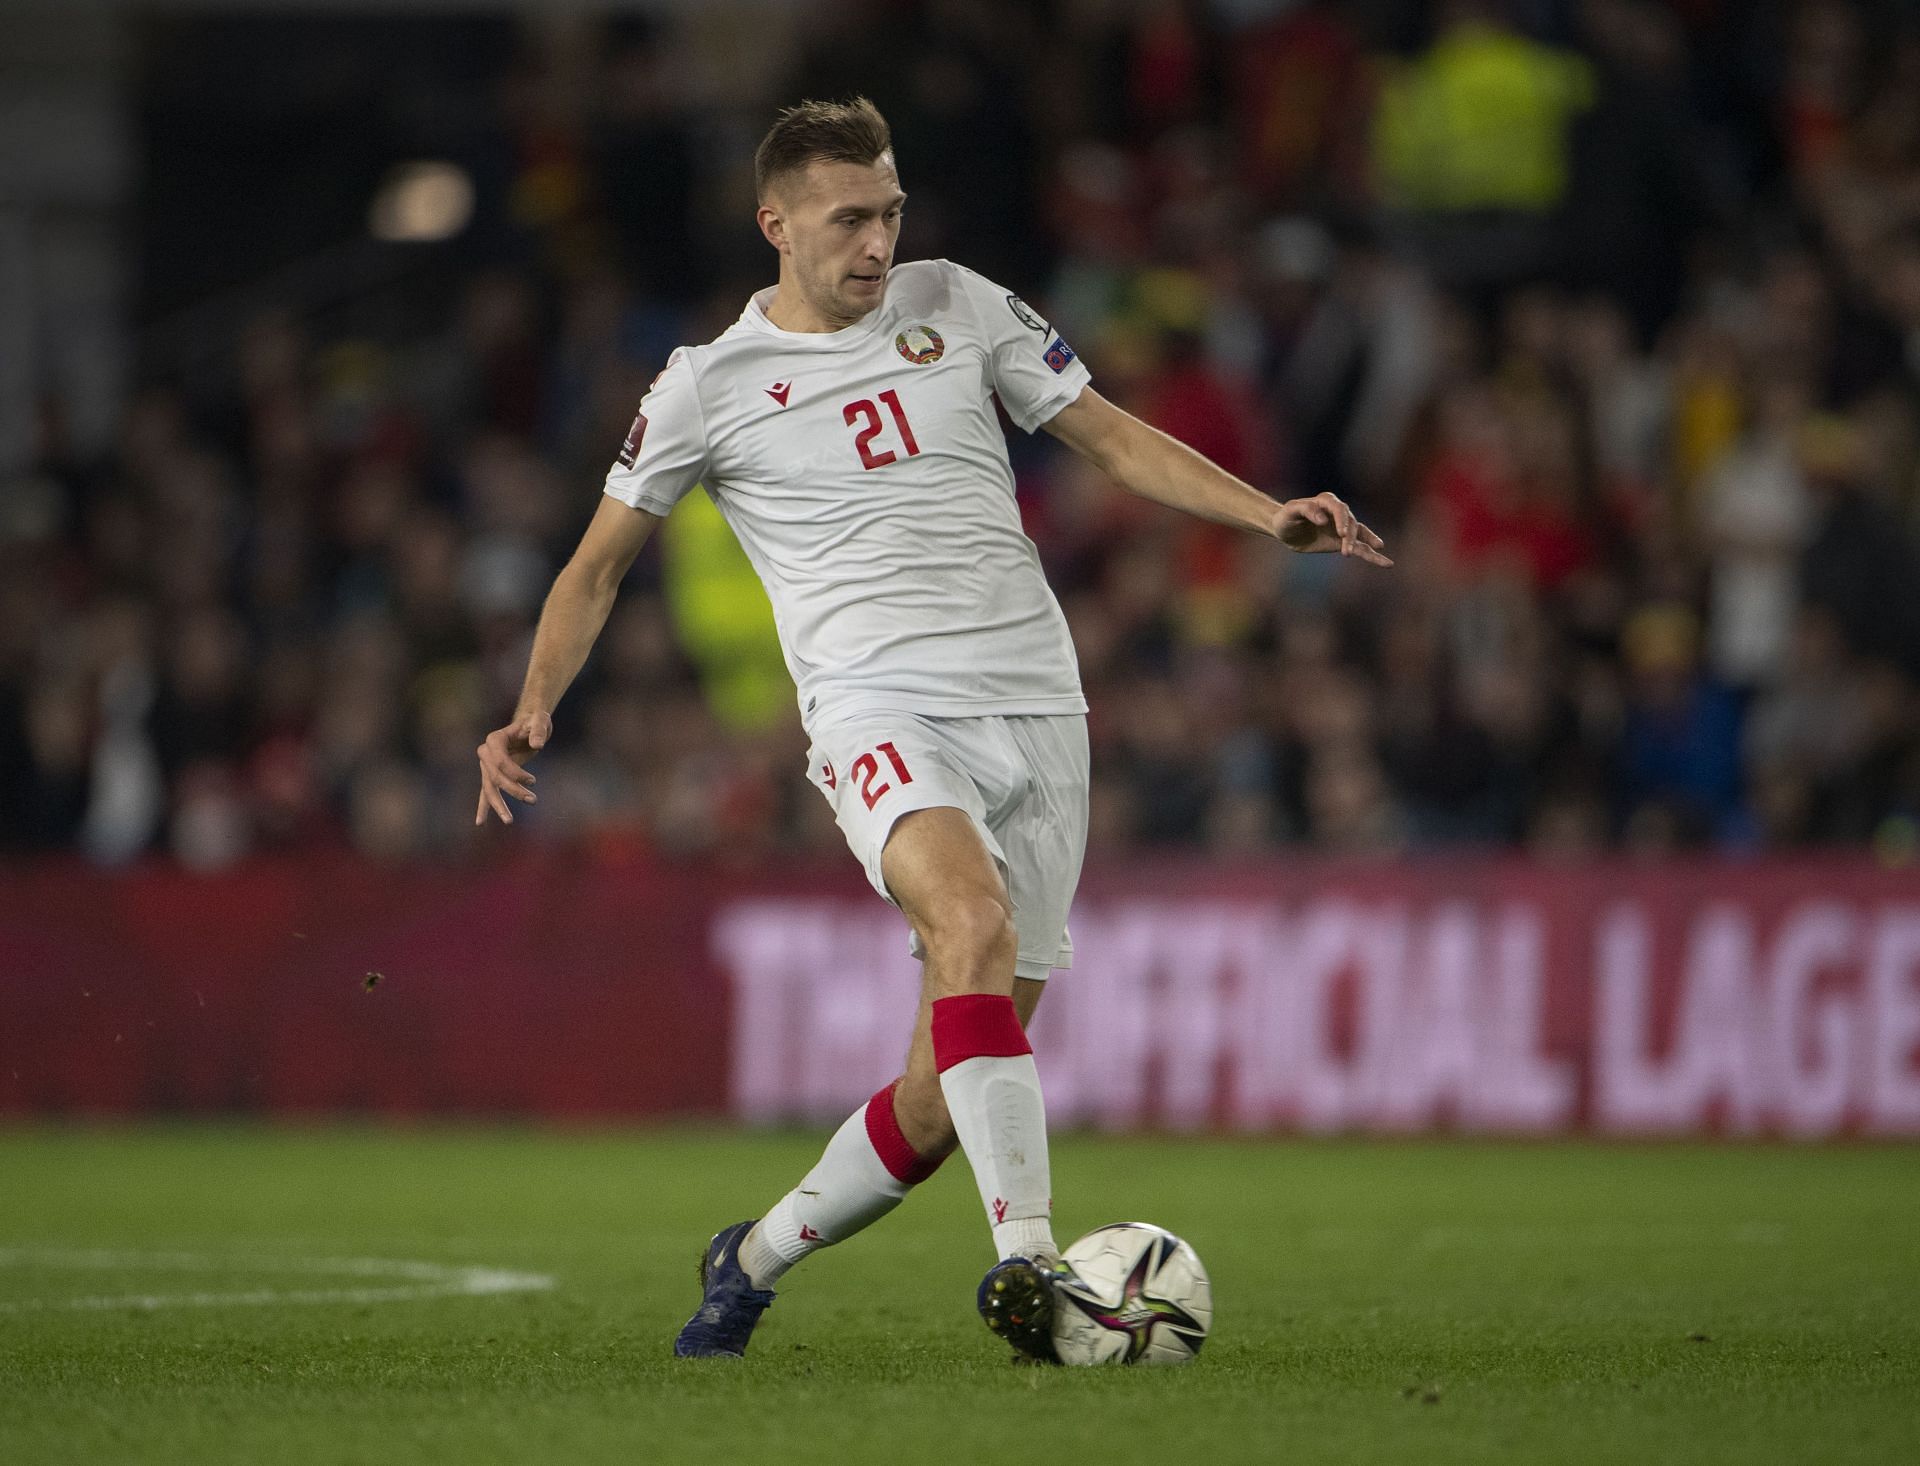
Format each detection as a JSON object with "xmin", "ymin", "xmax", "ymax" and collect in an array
[{"xmin": 1, "ymin": 1130, "xmax": 1915, "ymax": 1465}]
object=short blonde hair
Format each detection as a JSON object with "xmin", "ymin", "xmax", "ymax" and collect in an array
[{"xmin": 754, "ymin": 96, "xmax": 893, "ymax": 202}]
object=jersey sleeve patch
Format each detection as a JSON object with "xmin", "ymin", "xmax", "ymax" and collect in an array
[
  {"xmin": 1007, "ymin": 294, "xmax": 1048, "ymax": 334},
  {"xmin": 616, "ymin": 410, "xmax": 648, "ymax": 468},
  {"xmin": 602, "ymin": 348, "xmax": 708, "ymax": 514},
  {"xmin": 948, "ymin": 260, "xmax": 1090, "ymax": 433}
]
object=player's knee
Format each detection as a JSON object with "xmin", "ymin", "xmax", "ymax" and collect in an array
[{"xmin": 921, "ymin": 892, "xmax": 1017, "ymax": 979}]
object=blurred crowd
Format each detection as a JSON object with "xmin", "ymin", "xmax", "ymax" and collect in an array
[{"xmin": 6, "ymin": 0, "xmax": 1920, "ymax": 868}]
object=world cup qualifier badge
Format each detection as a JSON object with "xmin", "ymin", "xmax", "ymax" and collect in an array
[
  {"xmin": 895, "ymin": 324, "xmax": 946, "ymax": 364},
  {"xmin": 1043, "ymin": 336, "xmax": 1076, "ymax": 373},
  {"xmin": 616, "ymin": 410, "xmax": 647, "ymax": 468}
]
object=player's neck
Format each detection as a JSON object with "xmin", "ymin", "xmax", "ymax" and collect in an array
[{"xmin": 764, "ymin": 278, "xmax": 864, "ymax": 335}]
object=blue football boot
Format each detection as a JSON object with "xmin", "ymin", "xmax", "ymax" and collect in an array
[
  {"xmin": 977, "ymin": 1254, "xmax": 1068, "ymax": 1363},
  {"xmin": 673, "ymin": 1219, "xmax": 775, "ymax": 1358}
]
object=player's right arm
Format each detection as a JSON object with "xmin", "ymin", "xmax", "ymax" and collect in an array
[
  {"xmin": 477, "ymin": 349, "xmax": 709, "ymax": 827},
  {"xmin": 475, "ymin": 499, "xmax": 661, "ymax": 826}
]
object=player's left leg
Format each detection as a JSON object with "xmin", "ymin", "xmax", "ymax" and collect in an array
[
  {"xmin": 677, "ymin": 716, "xmax": 1007, "ymax": 1358},
  {"xmin": 673, "ymin": 1093, "xmax": 941, "ymax": 1360},
  {"xmin": 735, "ymin": 1073, "xmax": 954, "ymax": 1295},
  {"xmin": 673, "ymin": 909, "xmax": 1043, "ymax": 1360},
  {"xmin": 676, "ymin": 714, "xmax": 1083, "ymax": 1359},
  {"xmin": 733, "ymin": 968, "xmax": 1046, "ymax": 1293}
]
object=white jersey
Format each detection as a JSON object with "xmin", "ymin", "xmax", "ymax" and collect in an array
[{"xmin": 602, "ymin": 259, "xmax": 1091, "ymax": 730}]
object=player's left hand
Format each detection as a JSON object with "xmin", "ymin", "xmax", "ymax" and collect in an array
[{"xmin": 1274, "ymin": 492, "xmax": 1392, "ymax": 566}]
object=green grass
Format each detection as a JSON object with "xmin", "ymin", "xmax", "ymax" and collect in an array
[{"xmin": 1, "ymin": 1130, "xmax": 1915, "ymax": 1465}]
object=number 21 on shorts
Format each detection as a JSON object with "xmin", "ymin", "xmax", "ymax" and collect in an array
[{"xmin": 826, "ymin": 740, "xmax": 914, "ymax": 809}]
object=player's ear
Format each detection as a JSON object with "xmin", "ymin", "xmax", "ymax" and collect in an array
[{"xmin": 756, "ymin": 202, "xmax": 789, "ymax": 256}]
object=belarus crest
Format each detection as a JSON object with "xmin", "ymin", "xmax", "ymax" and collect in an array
[{"xmin": 895, "ymin": 324, "xmax": 945, "ymax": 364}]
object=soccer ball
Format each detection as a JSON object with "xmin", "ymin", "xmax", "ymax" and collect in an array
[{"xmin": 1050, "ymin": 1222, "xmax": 1212, "ymax": 1365}]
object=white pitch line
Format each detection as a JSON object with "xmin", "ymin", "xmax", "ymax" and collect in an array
[{"xmin": 0, "ymin": 1249, "xmax": 554, "ymax": 1315}]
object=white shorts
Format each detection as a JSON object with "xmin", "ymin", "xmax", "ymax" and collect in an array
[{"xmin": 805, "ymin": 711, "xmax": 1090, "ymax": 980}]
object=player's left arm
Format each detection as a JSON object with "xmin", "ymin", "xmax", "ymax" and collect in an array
[{"xmin": 1042, "ymin": 386, "xmax": 1392, "ymax": 565}]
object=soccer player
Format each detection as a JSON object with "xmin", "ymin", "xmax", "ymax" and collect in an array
[{"xmin": 475, "ymin": 97, "xmax": 1389, "ymax": 1362}]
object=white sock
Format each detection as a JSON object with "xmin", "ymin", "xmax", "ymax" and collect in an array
[
  {"xmin": 932, "ymin": 994, "xmax": 1058, "ymax": 1261},
  {"xmin": 994, "ymin": 1215, "xmax": 1057, "ymax": 1261},
  {"xmin": 738, "ymin": 1084, "xmax": 943, "ymax": 1291}
]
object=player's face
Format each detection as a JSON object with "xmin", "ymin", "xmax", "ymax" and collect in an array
[{"xmin": 763, "ymin": 156, "xmax": 906, "ymax": 326}]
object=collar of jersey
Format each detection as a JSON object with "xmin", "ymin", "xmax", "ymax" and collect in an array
[{"xmin": 741, "ymin": 285, "xmax": 892, "ymax": 350}]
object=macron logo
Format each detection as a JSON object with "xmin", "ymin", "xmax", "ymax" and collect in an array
[{"xmin": 766, "ymin": 381, "xmax": 792, "ymax": 407}]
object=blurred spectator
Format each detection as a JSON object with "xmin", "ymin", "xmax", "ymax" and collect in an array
[
  {"xmin": 5, "ymin": 0, "xmax": 1917, "ymax": 870},
  {"xmin": 1565, "ymin": 0, "xmax": 1728, "ymax": 339},
  {"xmin": 1798, "ymin": 412, "xmax": 1920, "ymax": 677},
  {"xmin": 1617, "ymin": 606, "xmax": 1743, "ymax": 842},
  {"xmin": 1372, "ymin": 0, "xmax": 1595, "ymax": 292},
  {"xmin": 1228, "ymin": 0, "xmax": 1371, "ymax": 214},
  {"xmin": 1698, "ymin": 374, "xmax": 1813, "ymax": 687}
]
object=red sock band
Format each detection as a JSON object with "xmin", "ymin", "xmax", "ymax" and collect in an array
[
  {"xmin": 864, "ymin": 1082, "xmax": 944, "ymax": 1185},
  {"xmin": 930, "ymin": 993, "xmax": 1031, "ymax": 1073}
]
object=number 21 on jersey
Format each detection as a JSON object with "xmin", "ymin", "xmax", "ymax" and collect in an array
[{"xmin": 843, "ymin": 389, "xmax": 920, "ymax": 470}]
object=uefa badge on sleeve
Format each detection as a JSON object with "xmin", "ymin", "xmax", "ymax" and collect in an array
[
  {"xmin": 895, "ymin": 325, "xmax": 945, "ymax": 365},
  {"xmin": 1043, "ymin": 336, "xmax": 1076, "ymax": 374}
]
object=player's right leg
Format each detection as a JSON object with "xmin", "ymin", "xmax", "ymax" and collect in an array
[
  {"xmin": 884, "ymin": 808, "xmax": 1058, "ymax": 1254},
  {"xmin": 675, "ymin": 721, "xmax": 988, "ymax": 1359},
  {"xmin": 879, "ymin": 807, "xmax": 1071, "ymax": 1360},
  {"xmin": 892, "ymin": 962, "xmax": 1067, "ymax": 1361},
  {"xmin": 942, "ymin": 714, "xmax": 1087, "ymax": 1360},
  {"xmin": 675, "ymin": 721, "xmax": 1065, "ymax": 1358}
]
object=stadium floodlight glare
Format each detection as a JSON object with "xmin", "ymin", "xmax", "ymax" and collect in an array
[{"xmin": 369, "ymin": 162, "xmax": 474, "ymax": 243}]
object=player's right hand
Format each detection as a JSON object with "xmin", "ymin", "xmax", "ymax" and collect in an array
[{"xmin": 475, "ymin": 711, "xmax": 550, "ymax": 826}]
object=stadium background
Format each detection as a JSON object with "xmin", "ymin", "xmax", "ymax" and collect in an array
[
  {"xmin": 4, "ymin": 6, "xmax": 1919, "ymax": 1464},
  {"xmin": 4, "ymin": 0, "xmax": 1917, "ymax": 1134}
]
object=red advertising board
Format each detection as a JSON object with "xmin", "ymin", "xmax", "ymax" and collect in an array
[{"xmin": 3, "ymin": 854, "xmax": 1917, "ymax": 1136}]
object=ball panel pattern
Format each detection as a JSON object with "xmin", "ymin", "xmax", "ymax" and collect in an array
[{"xmin": 1050, "ymin": 1223, "xmax": 1212, "ymax": 1366}]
